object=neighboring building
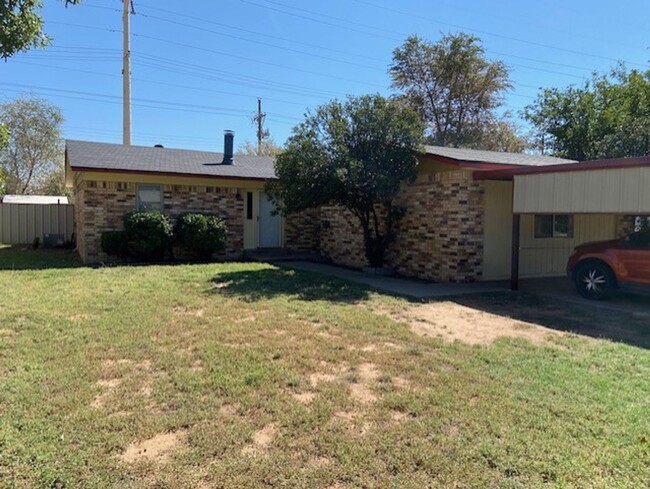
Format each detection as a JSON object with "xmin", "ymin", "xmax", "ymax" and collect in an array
[
  {"xmin": 66, "ymin": 135, "xmax": 648, "ymax": 283},
  {"xmin": 2, "ymin": 195, "xmax": 69, "ymax": 205}
]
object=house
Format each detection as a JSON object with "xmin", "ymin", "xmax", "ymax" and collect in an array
[
  {"xmin": 66, "ymin": 134, "xmax": 649, "ymax": 284},
  {"xmin": 65, "ymin": 132, "xmax": 294, "ymax": 263}
]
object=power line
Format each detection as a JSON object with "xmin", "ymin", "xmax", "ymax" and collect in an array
[
  {"xmin": 0, "ymin": 82, "xmax": 302, "ymax": 122},
  {"xmin": 350, "ymin": 0, "xmax": 648, "ymax": 68},
  {"xmin": 10, "ymin": 60, "xmax": 313, "ymax": 107},
  {"xmin": 132, "ymin": 32, "xmax": 387, "ymax": 87},
  {"xmin": 136, "ymin": 10, "xmax": 386, "ymax": 72},
  {"xmin": 132, "ymin": 1, "xmax": 389, "ymax": 63}
]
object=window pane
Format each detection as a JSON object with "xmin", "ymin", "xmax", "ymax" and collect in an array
[
  {"xmin": 554, "ymin": 215, "xmax": 574, "ymax": 238},
  {"xmin": 246, "ymin": 192, "xmax": 253, "ymax": 220},
  {"xmin": 137, "ymin": 185, "xmax": 162, "ymax": 212},
  {"xmin": 534, "ymin": 215, "xmax": 553, "ymax": 238}
]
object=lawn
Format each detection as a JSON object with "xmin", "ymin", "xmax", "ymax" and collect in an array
[{"xmin": 0, "ymin": 246, "xmax": 649, "ymax": 488}]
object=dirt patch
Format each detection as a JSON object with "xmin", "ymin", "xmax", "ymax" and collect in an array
[
  {"xmin": 309, "ymin": 373, "xmax": 337, "ymax": 387},
  {"xmin": 242, "ymin": 423, "xmax": 276, "ymax": 455},
  {"xmin": 174, "ymin": 306, "xmax": 204, "ymax": 317},
  {"xmin": 235, "ymin": 316, "xmax": 256, "ymax": 323},
  {"xmin": 0, "ymin": 329, "xmax": 16, "ymax": 336},
  {"xmin": 349, "ymin": 363, "xmax": 380, "ymax": 404},
  {"xmin": 390, "ymin": 411, "xmax": 408, "ymax": 423},
  {"xmin": 292, "ymin": 392, "xmax": 316, "ymax": 405},
  {"xmin": 92, "ymin": 378, "xmax": 122, "ymax": 408},
  {"xmin": 119, "ymin": 430, "xmax": 187, "ymax": 464},
  {"xmin": 381, "ymin": 302, "xmax": 565, "ymax": 346},
  {"xmin": 219, "ymin": 404, "xmax": 237, "ymax": 416}
]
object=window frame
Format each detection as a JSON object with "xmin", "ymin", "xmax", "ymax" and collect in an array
[
  {"xmin": 136, "ymin": 184, "xmax": 163, "ymax": 212},
  {"xmin": 534, "ymin": 214, "xmax": 574, "ymax": 239}
]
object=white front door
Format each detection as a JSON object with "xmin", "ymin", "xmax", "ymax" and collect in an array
[{"xmin": 258, "ymin": 192, "xmax": 281, "ymax": 248}]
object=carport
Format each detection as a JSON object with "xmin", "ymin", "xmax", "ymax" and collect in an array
[{"xmin": 476, "ymin": 156, "xmax": 650, "ymax": 290}]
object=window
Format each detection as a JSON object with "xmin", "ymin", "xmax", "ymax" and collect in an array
[
  {"xmin": 246, "ymin": 192, "xmax": 253, "ymax": 220},
  {"xmin": 628, "ymin": 230, "xmax": 650, "ymax": 248},
  {"xmin": 534, "ymin": 215, "xmax": 574, "ymax": 238},
  {"xmin": 136, "ymin": 184, "xmax": 162, "ymax": 212}
]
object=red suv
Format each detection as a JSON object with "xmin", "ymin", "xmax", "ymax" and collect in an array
[{"xmin": 567, "ymin": 229, "xmax": 650, "ymax": 300}]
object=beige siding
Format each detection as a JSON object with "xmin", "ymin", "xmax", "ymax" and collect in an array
[
  {"xmin": 514, "ymin": 167, "xmax": 650, "ymax": 214},
  {"xmin": 0, "ymin": 203, "xmax": 74, "ymax": 245},
  {"xmin": 519, "ymin": 214, "xmax": 617, "ymax": 277},
  {"xmin": 482, "ymin": 181, "xmax": 513, "ymax": 280}
]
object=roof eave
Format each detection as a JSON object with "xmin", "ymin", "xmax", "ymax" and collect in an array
[{"xmin": 69, "ymin": 166, "xmax": 276, "ymax": 182}]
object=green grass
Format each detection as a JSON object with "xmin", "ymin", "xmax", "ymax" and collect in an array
[{"xmin": 0, "ymin": 246, "xmax": 649, "ymax": 488}]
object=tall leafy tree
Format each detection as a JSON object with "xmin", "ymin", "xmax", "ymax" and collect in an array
[
  {"xmin": 266, "ymin": 94, "xmax": 424, "ymax": 268},
  {"xmin": 1, "ymin": 0, "xmax": 81, "ymax": 60},
  {"xmin": 0, "ymin": 96, "xmax": 64, "ymax": 195},
  {"xmin": 525, "ymin": 66, "xmax": 650, "ymax": 160},
  {"xmin": 390, "ymin": 33, "xmax": 524, "ymax": 150}
]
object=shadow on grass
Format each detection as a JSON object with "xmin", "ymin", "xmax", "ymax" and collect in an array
[
  {"xmin": 0, "ymin": 246, "xmax": 83, "ymax": 270},
  {"xmin": 210, "ymin": 267, "xmax": 371, "ymax": 303},
  {"xmin": 450, "ymin": 292, "xmax": 650, "ymax": 350}
]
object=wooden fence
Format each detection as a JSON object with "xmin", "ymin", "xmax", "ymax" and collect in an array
[{"xmin": 0, "ymin": 203, "xmax": 74, "ymax": 245}]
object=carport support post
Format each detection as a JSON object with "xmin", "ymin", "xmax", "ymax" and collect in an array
[{"xmin": 510, "ymin": 214, "xmax": 521, "ymax": 290}]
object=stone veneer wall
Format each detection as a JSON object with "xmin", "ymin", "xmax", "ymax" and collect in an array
[
  {"xmin": 318, "ymin": 170, "xmax": 485, "ymax": 282},
  {"xmin": 284, "ymin": 208, "xmax": 320, "ymax": 252},
  {"xmin": 75, "ymin": 179, "xmax": 243, "ymax": 263}
]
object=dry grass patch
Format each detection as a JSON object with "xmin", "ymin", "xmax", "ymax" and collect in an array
[
  {"xmin": 379, "ymin": 301, "xmax": 566, "ymax": 346},
  {"xmin": 119, "ymin": 430, "xmax": 187, "ymax": 464},
  {"xmin": 241, "ymin": 423, "xmax": 277, "ymax": 456}
]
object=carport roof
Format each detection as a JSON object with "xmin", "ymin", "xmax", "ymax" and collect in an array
[{"xmin": 474, "ymin": 155, "xmax": 650, "ymax": 180}]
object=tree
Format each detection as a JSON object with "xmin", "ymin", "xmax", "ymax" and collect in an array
[
  {"xmin": 524, "ymin": 65, "xmax": 650, "ymax": 160},
  {"xmin": 389, "ymin": 34, "xmax": 523, "ymax": 150},
  {"xmin": 0, "ymin": 97, "xmax": 64, "ymax": 195},
  {"xmin": 237, "ymin": 139, "xmax": 282, "ymax": 157},
  {"xmin": 1, "ymin": 0, "xmax": 81, "ymax": 60},
  {"xmin": 266, "ymin": 94, "xmax": 425, "ymax": 268}
]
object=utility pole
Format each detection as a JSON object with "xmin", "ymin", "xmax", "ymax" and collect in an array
[
  {"xmin": 122, "ymin": 0, "xmax": 134, "ymax": 145},
  {"xmin": 253, "ymin": 98, "xmax": 269, "ymax": 155}
]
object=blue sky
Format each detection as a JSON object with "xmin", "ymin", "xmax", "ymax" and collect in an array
[{"xmin": 1, "ymin": 0, "xmax": 649, "ymax": 152}]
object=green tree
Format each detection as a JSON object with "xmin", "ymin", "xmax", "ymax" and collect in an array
[
  {"xmin": 1, "ymin": 0, "xmax": 81, "ymax": 60},
  {"xmin": 524, "ymin": 65, "xmax": 650, "ymax": 160},
  {"xmin": 266, "ymin": 94, "xmax": 424, "ymax": 268},
  {"xmin": 390, "ymin": 33, "xmax": 524, "ymax": 150},
  {"xmin": 0, "ymin": 96, "xmax": 64, "ymax": 194}
]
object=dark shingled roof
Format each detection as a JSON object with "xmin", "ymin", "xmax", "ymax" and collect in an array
[
  {"xmin": 424, "ymin": 145, "xmax": 577, "ymax": 167},
  {"xmin": 66, "ymin": 140, "xmax": 276, "ymax": 180}
]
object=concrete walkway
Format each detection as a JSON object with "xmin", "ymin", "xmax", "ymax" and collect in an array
[{"xmin": 276, "ymin": 261, "xmax": 506, "ymax": 299}]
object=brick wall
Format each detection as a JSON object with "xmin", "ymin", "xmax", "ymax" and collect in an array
[
  {"xmin": 284, "ymin": 208, "xmax": 320, "ymax": 252},
  {"xmin": 318, "ymin": 170, "xmax": 485, "ymax": 282},
  {"xmin": 75, "ymin": 180, "xmax": 244, "ymax": 263}
]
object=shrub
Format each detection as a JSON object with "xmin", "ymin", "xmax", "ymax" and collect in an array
[
  {"xmin": 175, "ymin": 213, "xmax": 227, "ymax": 259},
  {"xmin": 123, "ymin": 212, "xmax": 173, "ymax": 261},
  {"xmin": 100, "ymin": 230, "xmax": 128, "ymax": 259}
]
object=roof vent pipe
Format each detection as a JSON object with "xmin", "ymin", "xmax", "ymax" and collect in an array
[{"xmin": 222, "ymin": 130, "xmax": 234, "ymax": 165}]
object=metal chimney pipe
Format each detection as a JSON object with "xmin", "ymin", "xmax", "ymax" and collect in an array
[{"xmin": 222, "ymin": 130, "xmax": 234, "ymax": 165}]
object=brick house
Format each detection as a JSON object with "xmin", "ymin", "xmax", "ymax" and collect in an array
[{"xmin": 66, "ymin": 136, "xmax": 634, "ymax": 282}]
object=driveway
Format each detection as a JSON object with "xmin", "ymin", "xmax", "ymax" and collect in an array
[
  {"xmin": 518, "ymin": 277, "xmax": 650, "ymax": 317},
  {"xmin": 277, "ymin": 261, "xmax": 650, "ymax": 318}
]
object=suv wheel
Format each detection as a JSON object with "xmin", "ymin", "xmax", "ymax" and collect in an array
[{"xmin": 574, "ymin": 262, "xmax": 613, "ymax": 300}]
